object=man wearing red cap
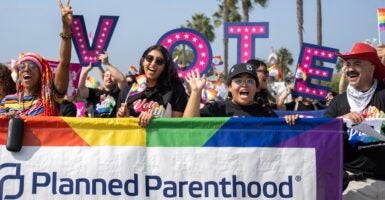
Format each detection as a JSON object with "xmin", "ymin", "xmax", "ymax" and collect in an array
[{"xmin": 325, "ymin": 42, "xmax": 385, "ymax": 199}]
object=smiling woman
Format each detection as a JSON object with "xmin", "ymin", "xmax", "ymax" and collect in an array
[
  {"xmin": 0, "ymin": 0, "xmax": 73, "ymax": 117},
  {"xmin": 183, "ymin": 63, "xmax": 276, "ymax": 117},
  {"xmin": 116, "ymin": 44, "xmax": 188, "ymax": 128}
]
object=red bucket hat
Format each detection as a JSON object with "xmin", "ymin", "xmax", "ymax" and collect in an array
[{"xmin": 336, "ymin": 42, "xmax": 385, "ymax": 80}]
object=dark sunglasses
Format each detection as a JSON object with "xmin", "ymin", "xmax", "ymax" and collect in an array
[
  {"xmin": 144, "ymin": 54, "xmax": 165, "ymax": 66},
  {"xmin": 17, "ymin": 62, "xmax": 39, "ymax": 71}
]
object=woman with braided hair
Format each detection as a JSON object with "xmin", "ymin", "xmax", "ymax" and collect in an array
[{"xmin": 0, "ymin": 0, "xmax": 73, "ymax": 117}]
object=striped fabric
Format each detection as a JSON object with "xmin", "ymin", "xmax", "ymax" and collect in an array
[
  {"xmin": 0, "ymin": 92, "xmax": 64, "ymax": 116},
  {"xmin": 378, "ymin": 8, "xmax": 385, "ymax": 31}
]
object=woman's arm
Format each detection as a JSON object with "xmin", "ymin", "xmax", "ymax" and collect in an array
[
  {"xmin": 54, "ymin": 0, "xmax": 73, "ymax": 94},
  {"xmin": 99, "ymin": 52, "xmax": 128, "ymax": 90},
  {"xmin": 183, "ymin": 70, "xmax": 206, "ymax": 117}
]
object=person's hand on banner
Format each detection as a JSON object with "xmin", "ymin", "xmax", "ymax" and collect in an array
[
  {"xmin": 339, "ymin": 112, "xmax": 364, "ymax": 125},
  {"xmin": 138, "ymin": 109, "xmax": 154, "ymax": 128},
  {"xmin": 284, "ymin": 114, "xmax": 299, "ymax": 125}
]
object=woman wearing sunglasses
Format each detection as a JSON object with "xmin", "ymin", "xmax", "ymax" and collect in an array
[
  {"xmin": 0, "ymin": 0, "xmax": 72, "ymax": 117},
  {"xmin": 116, "ymin": 45, "xmax": 188, "ymax": 127},
  {"xmin": 183, "ymin": 63, "xmax": 298, "ymax": 125}
]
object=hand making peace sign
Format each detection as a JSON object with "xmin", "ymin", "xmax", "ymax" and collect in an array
[{"xmin": 58, "ymin": 0, "xmax": 73, "ymax": 27}]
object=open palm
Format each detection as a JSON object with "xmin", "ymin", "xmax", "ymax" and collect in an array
[{"xmin": 186, "ymin": 70, "xmax": 206, "ymax": 92}]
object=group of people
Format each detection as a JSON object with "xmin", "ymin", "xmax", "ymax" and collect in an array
[{"xmin": 0, "ymin": 2, "xmax": 385, "ymax": 199}]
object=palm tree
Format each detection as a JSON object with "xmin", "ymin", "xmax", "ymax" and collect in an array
[
  {"xmin": 186, "ymin": 13, "xmax": 215, "ymax": 42},
  {"xmin": 172, "ymin": 45, "xmax": 194, "ymax": 70},
  {"xmin": 213, "ymin": 0, "xmax": 240, "ymax": 79},
  {"xmin": 176, "ymin": 13, "xmax": 216, "ymax": 68},
  {"xmin": 276, "ymin": 47, "xmax": 294, "ymax": 81},
  {"xmin": 213, "ymin": 0, "xmax": 241, "ymax": 27},
  {"xmin": 315, "ymin": 0, "xmax": 323, "ymax": 85},
  {"xmin": 296, "ymin": 0, "xmax": 304, "ymax": 48},
  {"xmin": 316, "ymin": 0, "xmax": 322, "ymax": 46},
  {"xmin": 241, "ymin": 0, "xmax": 268, "ymax": 22}
]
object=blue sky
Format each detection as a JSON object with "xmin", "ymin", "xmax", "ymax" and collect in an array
[{"xmin": 1, "ymin": 0, "xmax": 384, "ymax": 77}]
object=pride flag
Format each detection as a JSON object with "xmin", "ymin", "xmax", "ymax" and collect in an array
[
  {"xmin": 0, "ymin": 117, "xmax": 344, "ymax": 199},
  {"xmin": 378, "ymin": 8, "xmax": 385, "ymax": 31}
]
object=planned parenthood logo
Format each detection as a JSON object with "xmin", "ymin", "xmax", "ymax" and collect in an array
[{"xmin": 0, "ymin": 163, "xmax": 24, "ymax": 200}]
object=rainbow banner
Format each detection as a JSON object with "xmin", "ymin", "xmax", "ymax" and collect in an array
[
  {"xmin": 0, "ymin": 117, "xmax": 343, "ymax": 199},
  {"xmin": 378, "ymin": 8, "xmax": 385, "ymax": 31}
]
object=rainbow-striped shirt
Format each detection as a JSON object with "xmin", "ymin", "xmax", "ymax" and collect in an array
[{"xmin": 0, "ymin": 93, "xmax": 63, "ymax": 116}]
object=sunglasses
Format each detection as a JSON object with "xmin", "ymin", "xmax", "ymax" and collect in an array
[
  {"xmin": 256, "ymin": 69, "xmax": 269, "ymax": 75},
  {"xmin": 144, "ymin": 54, "xmax": 165, "ymax": 66},
  {"xmin": 232, "ymin": 78, "xmax": 256, "ymax": 86},
  {"xmin": 17, "ymin": 62, "xmax": 39, "ymax": 71}
]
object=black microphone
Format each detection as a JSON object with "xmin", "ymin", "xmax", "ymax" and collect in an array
[{"xmin": 6, "ymin": 117, "xmax": 25, "ymax": 152}]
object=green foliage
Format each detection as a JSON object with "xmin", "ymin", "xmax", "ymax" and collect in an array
[
  {"xmin": 185, "ymin": 13, "xmax": 215, "ymax": 42},
  {"xmin": 276, "ymin": 47, "xmax": 294, "ymax": 78},
  {"xmin": 213, "ymin": 0, "xmax": 241, "ymax": 27}
]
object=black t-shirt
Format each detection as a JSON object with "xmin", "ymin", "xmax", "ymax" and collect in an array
[
  {"xmin": 255, "ymin": 90, "xmax": 277, "ymax": 109},
  {"xmin": 87, "ymin": 87, "xmax": 120, "ymax": 118},
  {"xmin": 58, "ymin": 100, "xmax": 77, "ymax": 117},
  {"xmin": 200, "ymin": 100, "xmax": 278, "ymax": 117},
  {"xmin": 285, "ymin": 101, "xmax": 324, "ymax": 111},
  {"xmin": 324, "ymin": 81, "xmax": 385, "ymax": 179},
  {"xmin": 117, "ymin": 82, "xmax": 188, "ymax": 117}
]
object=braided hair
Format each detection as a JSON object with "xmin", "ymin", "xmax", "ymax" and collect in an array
[{"xmin": 16, "ymin": 53, "xmax": 58, "ymax": 116}]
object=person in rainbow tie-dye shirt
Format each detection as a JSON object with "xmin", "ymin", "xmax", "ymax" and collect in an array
[
  {"xmin": 0, "ymin": 0, "xmax": 72, "ymax": 117},
  {"xmin": 77, "ymin": 52, "xmax": 127, "ymax": 118}
]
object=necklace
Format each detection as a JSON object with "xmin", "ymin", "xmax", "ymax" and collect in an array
[{"xmin": 19, "ymin": 94, "xmax": 37, "ymax": 111}]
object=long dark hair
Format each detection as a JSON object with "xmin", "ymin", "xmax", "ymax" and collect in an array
[
  {"xmin": 139, "ymin": 45, "xmax": 182, "ymax": 91},
  {"xmin": 246, "ymin": 59, "xmax": 267, "ymax": 70},
  {"xmin": 0, "ymin": 63, "xmax": 16, "ymax": 100}
]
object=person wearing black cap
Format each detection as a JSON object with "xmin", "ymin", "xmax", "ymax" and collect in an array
[
  {"xmin": 324, "ymin": 42, "xmax": 385, "ymax": 199},
  {"xmin": 183, "ymin": 63, "xmax": 298, "ymax": 124}
]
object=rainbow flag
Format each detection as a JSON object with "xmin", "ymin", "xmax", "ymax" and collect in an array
[
  {"xmin": 125, "ymin": 74, "xmax": 147, "ymax": 100},
  {"xmin": 0, "ymin": 117, "xmax": 344, "ymax": 199},
  {"xmin": 378, "ymin": 8, "xmax": 385, "ymax": 31},
  {"xmin": 211, "ymin": 55, "xmax": 223, "ymax": 66}
]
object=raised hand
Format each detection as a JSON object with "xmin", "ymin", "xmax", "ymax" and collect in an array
[
  {"xmin": 185, "ymin": 69, "xmax": 206, "ymax": 93},
  {"xmin": 98, "ymin": 52, "xmax": 110, "ymax": 66},
  {"xmin": 82, "ymin": 63, "xmax": 93, "ymax": 74},
  {"xmin": 58, "ymin": 0, "xmax": 73, "ymax": 27},
  {"xmin": 377, "ymin": 44, "xmax": 385, "ymax": 65}
]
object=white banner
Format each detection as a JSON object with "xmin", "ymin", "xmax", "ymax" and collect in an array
[{"xmin": 1, "ymin": 147, "xmax": 316, "ymax": 199}]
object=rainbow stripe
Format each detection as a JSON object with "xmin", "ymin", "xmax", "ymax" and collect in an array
[
  {"xmin": 378, "ymin": 8, "xmax": 385, "ymax": 31},
  {"xmin": 126, "ymin": 75, "xmax": 147, "ymax": 99},
  {"xmin": 0, "ymin": 116, "xmax": 342, "ymax": 147},
  {"xmin": 0, "ymin": 116, "xmax": 344, "ymax": 199}
]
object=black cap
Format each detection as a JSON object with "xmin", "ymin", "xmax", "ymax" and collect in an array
[{"xmin": 228, "ymin": 63, "xmax": 258, "ymax": 81}]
